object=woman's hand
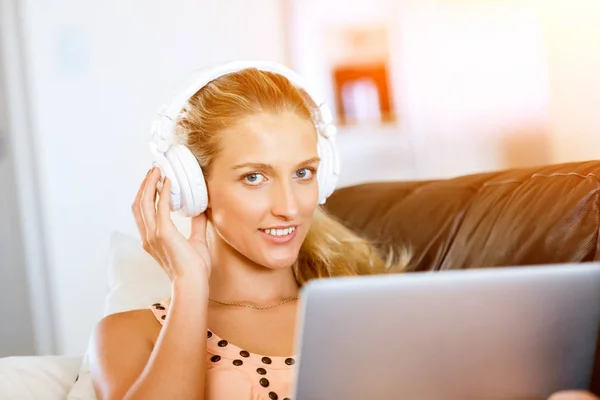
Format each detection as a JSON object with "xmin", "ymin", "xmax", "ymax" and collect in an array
[
  {"xmin": 548, "ymin": 391, "xmax": 599, "ymax": 400},
  {"xmin": 132, "ymin": 167, "xmax": 211, "ymax": 282}
]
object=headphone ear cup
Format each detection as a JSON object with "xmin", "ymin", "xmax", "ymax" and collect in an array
[
  {"xmin": 317, "ymin": 133, "xmax": 336, "ymax": 204},
  {"xmin": 152, "ymin": 150, "xmax": 183, "ymax": 212},
  {"xmin": 165, "ymin": 145, "xmax": 208, "ymax": 217}
]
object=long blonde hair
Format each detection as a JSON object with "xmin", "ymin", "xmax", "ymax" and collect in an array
[{"xmin": 175, "ymin": 68, "xmax": 409, "ymax": 285}]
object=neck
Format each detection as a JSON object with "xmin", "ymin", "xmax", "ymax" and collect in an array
[{"xmin": 208, "ymin": 233, "xmax": 300, "ymax": 305}]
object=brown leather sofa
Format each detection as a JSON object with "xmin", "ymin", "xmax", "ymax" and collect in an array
[{"xmin": 324, "ymin": 160, "xmax": 600, "ymax": 395}]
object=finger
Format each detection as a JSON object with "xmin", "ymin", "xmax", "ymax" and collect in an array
[
  {"xmin": 140, "ymin": 167, "xmax": 161, "ymax": 240},
  {"xmin": 548, "ymin": 392, "xmax": 599, "ymax": 400},
  {"xmin": 189, "ymin": 213, "xmax": 208, "ymax": 246},
  {"xmin": 156, "ymin": 177, "xmax": 175, "ymax": 234},
  {"xmin": 189, "ymin": 213, "xmax": 211, "ymax": 272},
  {"xmin": 132, "ymin": 168, "xmax": 154, "ymax": 237},
  {"xmin": 135, "ymin": 168, "xmax": 154, "ymax": 203}
]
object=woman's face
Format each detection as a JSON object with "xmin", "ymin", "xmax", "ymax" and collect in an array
[{"xmin": 206, "ymin": 111, "xmax": 320, "ymax": 270}]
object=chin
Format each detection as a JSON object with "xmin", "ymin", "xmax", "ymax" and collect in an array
[
  {"xmin": 251, "ymin": 229, "xmax": 307, "ymax": 270},
  {"xmin": 261, "ymin": 257, "xmax": 298, "ymax": 270},
  {"xmin": 249, "ymin": 249, "xmax": 299, "ymax": 270}
]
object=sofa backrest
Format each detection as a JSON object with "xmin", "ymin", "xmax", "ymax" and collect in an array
[{"xmin": 324, "ymin": 160, "xmax": 600, "ymax": 272}]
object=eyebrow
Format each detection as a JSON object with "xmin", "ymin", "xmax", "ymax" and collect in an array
[{"xmin": 232, "ymin": 157, "xmax": 321, "ymax": 170}]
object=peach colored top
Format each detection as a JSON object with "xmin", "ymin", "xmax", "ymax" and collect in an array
[{"xmin": 150, "ymin": 299, "xmax": 295, "ymax": 400}]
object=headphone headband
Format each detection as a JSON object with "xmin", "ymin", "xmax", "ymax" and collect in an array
[{"xmin": 151, "ymin": 60, "xmax": 333, "ymax": 147}]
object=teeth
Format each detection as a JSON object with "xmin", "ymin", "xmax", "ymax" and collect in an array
[{"xmin": 263, "ymin": 227, "xmax": 296, "ymax": 236}]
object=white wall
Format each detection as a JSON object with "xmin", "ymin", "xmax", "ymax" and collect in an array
[
  {"xmin": 396, "ymin": 0, "xmax": 600, "ymax": 177},
  {"xmin": 396, "ymin": 1, "xmax": 552, "ymax": 179},
  {"xmin": 536, "ymin": 0, "xmax": 600, "ymax": 163},
  {"xmin": 19, "ymin": 0, "xmax": 287, "ymax": 355}
]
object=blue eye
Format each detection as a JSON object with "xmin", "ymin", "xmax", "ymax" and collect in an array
[
  {"xmin": 243, "ymin": 173, "xmax": 265, "ymax": 185},
  {"xmin": 295, "ymin": 168, "xmax": 314, "ymax": 180}
]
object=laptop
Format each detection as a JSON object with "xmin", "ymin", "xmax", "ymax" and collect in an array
[{"xmin": 291, "ymin": 263, "xmax": 600, "ymax": 400}]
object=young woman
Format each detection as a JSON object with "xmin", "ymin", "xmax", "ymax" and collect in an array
[{"xmin": 88, "ymin": 64, "xmax": 596, "ymax": 400}]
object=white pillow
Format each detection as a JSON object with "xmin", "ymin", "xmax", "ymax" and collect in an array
[
  {"xmin": 0, "ymin": 355, "xmax": 82, "ymax": 400},
  {"xmin": 103, "ymin": 231, "xmax": 172, "ymax": 314},
  {"xmin": 67, "ymin": 231, "xmax": 171, "ymax": 399}
]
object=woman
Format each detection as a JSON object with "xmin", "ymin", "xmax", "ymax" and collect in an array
[
  {"xmin": 89, "ymin": 66, "xmax": 402, "ymax": 400},
  {"xmin": 88, "ymin": 64, "xmax": 596, "ymax": 400}
]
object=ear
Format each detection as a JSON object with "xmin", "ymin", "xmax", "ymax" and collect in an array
[{"xmin": 205, "ymin": 183, "xmax": 212, "ymax": 210}]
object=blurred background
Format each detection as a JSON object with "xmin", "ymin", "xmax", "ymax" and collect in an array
[{"xmin": 1, "ymin": 0, "xmax": 599, "ymax": 357}]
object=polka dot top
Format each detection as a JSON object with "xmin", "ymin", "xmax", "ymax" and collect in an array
[{"xmin": 150, "ymin": 299, "xmax": 295, "ymax": 400}]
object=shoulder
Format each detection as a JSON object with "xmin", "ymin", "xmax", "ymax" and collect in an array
[
  {"xmin": 92, "ymin": 309, "xmax": 161, "ymax": 347},
  {"xmin": 95, "ymin": 298, "xmax": 171, "ymax": 334},
  {"xmin": 89, "ymin": 309, "xmax": 165, "ymax": 399}
]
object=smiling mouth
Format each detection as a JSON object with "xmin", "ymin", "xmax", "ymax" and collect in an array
[{"xmin": 259, "ymin": 226, "xmax": 297, "ymax": 237}]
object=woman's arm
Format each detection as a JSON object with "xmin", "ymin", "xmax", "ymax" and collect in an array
[
  {"xmin": 90, "ymin": 169, "xmax": 213, "ymax": 400},
  {"xmin": 90, "ymin": 278, "xmax": 209, "ymax": 400}
]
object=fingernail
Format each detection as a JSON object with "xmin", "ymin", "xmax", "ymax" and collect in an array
[{"xmin": 147, "ymin": 167, "xmax": 154, "ymax": 176}]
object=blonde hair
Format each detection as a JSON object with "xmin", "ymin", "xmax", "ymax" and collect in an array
[{"xmin": 176, "ymin": 68, "xmax": 409, "ymax": 284}]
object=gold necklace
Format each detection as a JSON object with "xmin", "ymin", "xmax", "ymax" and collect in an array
[{"xmin": 208, "ymin": 296, "xmax": 298, "ymax": 310}]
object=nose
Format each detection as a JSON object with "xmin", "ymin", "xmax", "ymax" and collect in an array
[{"xmin": 270, "ymin": 179, "xmax": 299, "ymax": 220}]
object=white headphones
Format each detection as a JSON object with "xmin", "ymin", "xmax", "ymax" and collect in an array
[{"xmin": 149, "ymin": 60, "xmax": 341, "ymax": 217}]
